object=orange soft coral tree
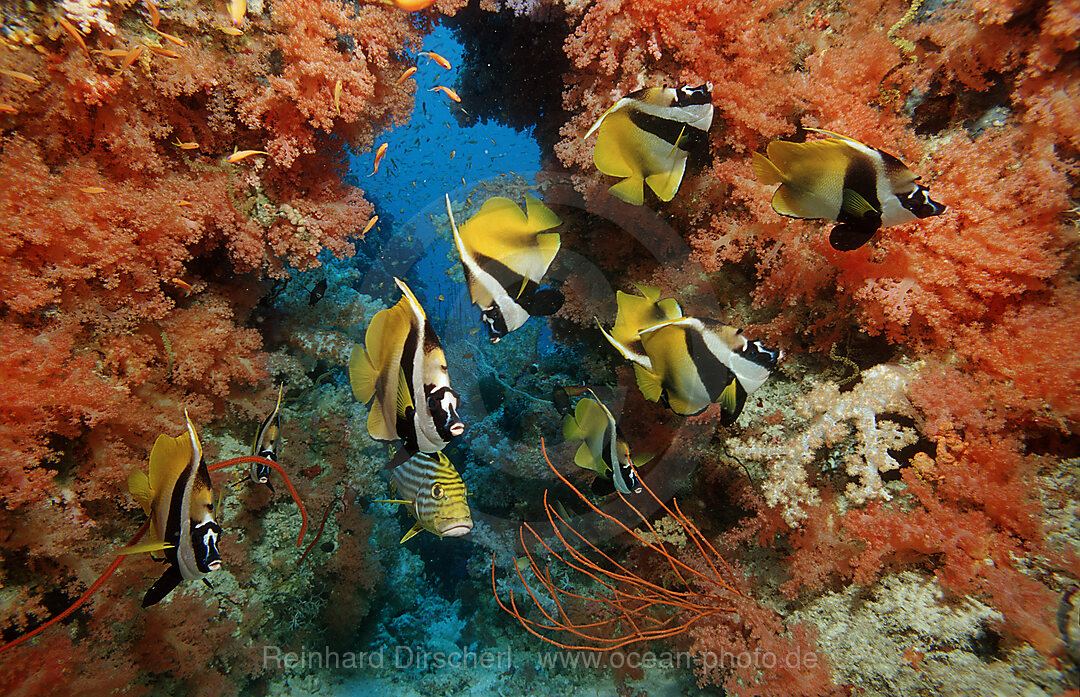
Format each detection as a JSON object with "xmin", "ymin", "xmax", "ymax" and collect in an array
[{"xmin": 0, "ymin": 0, "xmax": 463, "ymax": 692}]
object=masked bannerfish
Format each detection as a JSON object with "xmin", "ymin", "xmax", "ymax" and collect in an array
[
  {"xmin": 561, "ymin": 392, "xmax": 647, "ymax": 495},
  {"xmin": 446, "ymin": 193, "xmax": 563, "ymax": 342},
  {"xmin": 600, "ymin": 288, "xmax": 782, "ymax": 424},
  {"xmin": 584, "ymin": 84, "xmax": 714, "ymax": 206},
  {"xmin": 125, "ymin": 412, "xmax": 223, "ymax": 607},
  {"xmin": 597, "ymin": 284, "xmax": 683, "ymax": 371},
  {"xmin": 350, "ymin": 278, "xmax": 465, "ymax": 453},
  {"xmin": 752, "ymin": 128, "xmax": 947, "ymax": 251},
  {"xmin": 250, "ymin": 383, "xmax": 283, "ymax": 492},
  {"xmin": 378, "ymin": 451, "xmax": 473, "ymax": 543}
]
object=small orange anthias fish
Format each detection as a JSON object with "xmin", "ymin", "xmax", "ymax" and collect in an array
[
  {"xmin": 0, "ymin": 68, "xmax": 39, "ymax": 85},
  {"xmin": 153, "ymin": 27, "xmax": 185, "ymax": 47},
  {"xmin": 171, "ymin": 278, "xmax": 193, "ymax": 294},
  {"xmin": 420, "ymin": 51, "xmax": 451, "ymax": 70},
  {"xmin": 430, "ymin": 85, "xmax": 461, "ymax": 102},
  {"xmin": 173, "ymin": 138, "xmax": 199, "ymax": 150},
  {"xmin": 226, "ymin": 149, "xmax": 269, "ymax": 163},
  {"xmin": 389, "ymin": 0, "xmax": 437, "ymax": 11},
  {"xmin": 333, "ymin": 79, "xmax": 343, "ymax": 115},
  {"xmin": 56, "ymin": 16, "xmax": 89, "ymax": 53},
  {"xmin": 145, "ymin": 0, "xmax": 160, "ymax": 28},
  {"xmin": 362, "ymin": 216, "xmax": 379, "ymax": 235},
  {"xmin": 371, "ymin": 142, "xmax": 388, "ymax": 175},
  {"xmin": 229, "ymin": 0, "xmax": 247, "ymax": 26},
  {"xmin": 395, "ymin": 67, "xmax": 417, "ymax": 86}
]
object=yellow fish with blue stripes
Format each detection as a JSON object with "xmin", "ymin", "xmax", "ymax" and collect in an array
[{"xmin": 379, "ymin": 451, "xmax": 473, "ymax": 543}]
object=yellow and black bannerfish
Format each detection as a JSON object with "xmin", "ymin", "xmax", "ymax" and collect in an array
[
  {"xmin": 597, "ymin": 284, "xmax": 682, "ymax": 371},
  {"xmin": 378, "ymin": 451, "xmax": 472, "ymax": 543},
  {"xmin": 585, "ymin": 84, "xmax": 714, "ymax": 206},
  {"xmin": 561, "ymin": 392, "xmax": 646, "ymax": 495},
  {"xmin": 752, "ymin": 128, "xmax": 947, "ymax": 251},
  {"xmin": 250, "ymin": 383, "xmax": 283, "ymax": 491},
  {"xmin": 350, "ymin": 278, "xmax": 464, "ymax": 454},
  {"xmin": 600, "ymin": 287, "xmax": 781, "ymax": 424},
  {"xmin": 446, "ymin": 193, "xmax": 563, "ymax": 342},
  {"xmin": 125, "ymin": 411, "xmax": 223, "ymax": 607}
]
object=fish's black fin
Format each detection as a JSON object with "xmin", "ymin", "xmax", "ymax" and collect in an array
[
  {"xmin": 202, "ymin": 578, "xmax": 215, "ymax": 590},
  {"xmin": 524, "ymin": 286, "xmax": 564, "ymax": 317},
  {"xmin": 829, "ymin": 222, "xmax": 879, "ymax": 251},
  {"xmin": 590, "ymin": 476, "xmax": 617, "ymax": 497},
  {"xmin": 142, "ymin": 565, "xmax": 183, "ymax": 607},
  {"xmin": 386, "ymin": 447, "xmax": 414, "ymax": 471}
]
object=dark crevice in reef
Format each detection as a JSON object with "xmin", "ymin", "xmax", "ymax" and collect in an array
[{"xmin": 444, "ymin": 0, "xmax": 572, "ymax": 164}]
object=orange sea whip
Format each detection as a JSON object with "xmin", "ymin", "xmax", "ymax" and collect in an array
[
  {"xmin": 492, "ymin": 438, "xmax": 744, "ymax": 651},
  {"xmin": 297, "ymin": 495, "xmax": 347, "ymax": 568},
  {"xmin": 0, "ymin": 456, "xmax": 307, "ymax": 654}
]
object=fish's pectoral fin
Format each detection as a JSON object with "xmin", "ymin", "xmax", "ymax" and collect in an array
[
  {"xmin": 349, "ymin": 344, "xmax": 377, "ymax": 403},
  {"xmin": 120, "ymin": 540, "xmax": 175, "ymax": 556},
  {"xmin": 142, "ymin": 565, "xmax": 184, "ymax": 608},
  {"xmin": 395, "ymin": 367, "xmax": 413, "ymax": 419},
  {"xmin": 633, "ymin": 364, "xmax": 664, "ymax": 403},
  {"xmin": 375, "ymin": 498, "xmax": 412, "ymax": 506},
  {"xmin": 607, "ymin": 176, "xmax": 646, "ymax": 206},
  {"xmin": 752, "ymin": 151, "xmax": 783, "ymax": 185},
  {"xmin": 400, "ymin": 522, "xmax": 425, "ymax": 544},
  {"xmin": 841, "ymin": 188, "xmax": 878, "ymax": 217},
  {"xmin": 829, "ymin": 221, "xmax": 879, "ymax": 251},
  {"xmin": 631, "ymin": 452, "xmax": 655, "ymax": 468},
  {"xmin": 717, "ymin": 378, "xmax": 746, "ymax": 426}
]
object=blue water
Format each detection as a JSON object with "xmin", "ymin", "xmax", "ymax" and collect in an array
[{"xmin": 352, "ymin": 25, "xmax": 543, "ymax": 234}]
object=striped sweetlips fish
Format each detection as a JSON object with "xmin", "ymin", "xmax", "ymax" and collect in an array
[
  {"xmin": 753, "ymin": 128, "xmax": 947, "ymax": 250},
  {"xmin": 379, "ymin": 451, "xmax": 473, "ymax": 543},
  {"xmin": 125, "ymin": 411, "xmax": 223, "ymax": 607},
  {"xmin": 350, "ymin": 278, "xmax": 465, "ymax": 454},
  {"xmin": 250, "ymin": 383, "xmax": 283, "ymax": 491}
]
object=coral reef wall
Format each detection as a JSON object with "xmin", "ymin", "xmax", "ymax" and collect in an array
[{"xmin": 0, "ymin": 0, "xmax": 463, "ymax": 694}]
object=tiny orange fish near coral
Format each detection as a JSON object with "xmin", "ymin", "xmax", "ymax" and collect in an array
[
  {"xmin": 371, "ymin": 143, "xmax": 388, "ymax": 176},
  {"xmin": 430, "ymin": 85, "xmax": 460, "ymax": 102},
  {"xmin": 395, "ymin": 67, "xmax": 417, "ymax": 85},
  {"xmin": 389, "ymin": 0, "xmax": 436, "ymax": 11},
  {"xmin": 226, "ymin": 149, "xmax": 269, "ymax": 163},
  {"xmin": 79, "ymin": 186, "xmax": 106, "ymax": 194},
  {"xmin": 362, "ymin": 216, "xmax": 379, "ymax": 235},
  {"xmin": 171, "ymin": 278, "xmax": 193, "ymax": 295},
  {"xmin": 420, "ymin": 51, "xmax": 452, "ymax": 70},
  {"xmin": 0, "ymin": 69, "xmax": 39, "ymax": 85}
]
